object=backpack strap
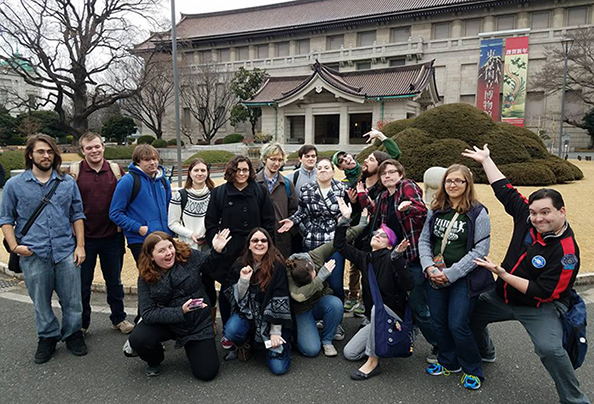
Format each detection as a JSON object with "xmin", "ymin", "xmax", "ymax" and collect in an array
[
  {"xmin": 283, "ymin": 175, "xmax": 291, "ymax": 199},
  {"xmin": 292, "ymin": 169, "xmax": 300, "ymax": 187},
  {"xmin": 70, "ymin": 162, "xmax": 81, "ymax": 180},
  {"xmin": 129, "ymin": 171, "xmax": 141, "ymax": 204},
  {"xmin": 108, "ymin": 161, "xmax": 122, "ymax": 180}
]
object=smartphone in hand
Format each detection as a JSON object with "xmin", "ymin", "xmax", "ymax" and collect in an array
[{"xmin": 188, "ymin": 298, "xmax": 205, "ymax": 311}]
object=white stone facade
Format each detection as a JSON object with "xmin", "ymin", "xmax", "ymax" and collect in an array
[{"xmin": 0, "ymin": 66, "xmax": 40, "ymax": 117}]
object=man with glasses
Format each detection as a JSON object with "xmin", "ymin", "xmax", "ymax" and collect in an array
[
  {"xmin": 1, "ymin": 134, "xmax": 87, "ymax": 364},
  {"xmin": 255, "ymin": 143, "xmax": 298, "ymax": 258}
]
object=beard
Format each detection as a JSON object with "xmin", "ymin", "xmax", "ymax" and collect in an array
[
  {"xmin": 32, "ymin": 159, "xmax": 52, "ymax": 172},
  {"xmin": 361, "ymin": 166, "xmax": 377, "ymax": 180}
]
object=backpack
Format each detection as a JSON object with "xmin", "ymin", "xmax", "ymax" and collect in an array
[
  {"xmin": 177, "ymin": 188, "xmax": 190, "ymax": 226},
  {"xmin": 561, "ymin": 289, "xmax": 588, "ymax": 370},
  {"xmin": 129, "ymin": 171, "xmax": 168, "ymax": 204},
  {"xmin": 70, "ymin": 161, "xmax": 122, "ymax": 181}
]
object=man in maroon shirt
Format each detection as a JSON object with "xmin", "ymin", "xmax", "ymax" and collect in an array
[{"xmin": 73, "ymin": 133, "xmax": 134, "ymax": 335}]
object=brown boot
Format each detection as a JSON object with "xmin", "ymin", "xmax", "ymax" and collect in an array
[
  {"xmin": 237, "ymin": 343, "xmax": 252, "ymax": 362},
  {"xmin": 210, "ymin": 307, "xmax": 218, "ymax": 334}
]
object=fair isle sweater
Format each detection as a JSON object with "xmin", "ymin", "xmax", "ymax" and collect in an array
[{"xmin": 168, "ymin": 187, "xmax": 211, "ymax": 249}]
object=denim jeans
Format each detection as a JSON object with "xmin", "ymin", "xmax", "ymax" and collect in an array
[
  {"xmin": 426, "ymin": 277, "xmax": 483, "ymax": 378},
  {"xmin": 325, "ymin": 252, "xmax": 345, "ymax": 302},
  {"xmin": 407, "ymin": 261, "xmax": 437, "ymax": 348},
  {"xmin": 224, "ymin": 313, "xmax": 291, "ymax": 375},
  {"xmin": 294, "ymin": 295, "xmax": 344, "ymax": 356},
  {"xmin": 471, "ymin": 290, "xmax": 590, "ymax": 404},
  {"xmin": 80, "ymin": 232, "xmax": 126, "ymax": 328},
  {"xmin": 20, "ymin": 252, "xmax": 82, "ymax": 340}
]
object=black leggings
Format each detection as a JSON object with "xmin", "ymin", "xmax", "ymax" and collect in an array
[{"xmin": 129, "ymin": 321, "xmax": 219, "ymax": 381}]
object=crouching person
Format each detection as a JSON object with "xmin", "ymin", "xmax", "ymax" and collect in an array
[
  {"xmin": 129, "ymin": 229, "xmax": 231, "ymax": 379},
  {"xmin": 334, "ymin": 199, "xmax": 414, "ymax": 380},
  {"xmin": 223, "ymin": 228, "xmax": 292, "ymax": 375}
]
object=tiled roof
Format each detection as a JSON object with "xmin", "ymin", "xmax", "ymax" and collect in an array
[
  {"xmin": 245, "ymin": 59, "xmax": 437, "ymax": 104},
  {"xmin": 166, "ymin": 0, "xmax": 500, "ymax": 42}
]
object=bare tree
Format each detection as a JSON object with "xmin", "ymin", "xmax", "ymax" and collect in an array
[
  {"xmin": 180, "ymin": 64, "xmax": 237, "ymax": 144},
  {"xmin": 121, "ymin": 61, "xmax": 174, "ymax": 139},
  {"xmin": 0, "ymin": 0, "xmax": 161, "ymax": 138}
]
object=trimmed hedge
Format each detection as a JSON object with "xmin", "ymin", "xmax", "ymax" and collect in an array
[
  {"xmin": 0, "ymin": 150, "xmax": 25, "ymax": 179},
  {"xmin": 152, "ymin": 139, "xmax": 168, "ymax": 148},
  {"xmin": 288, "ymin": 149, "xmax": 338, "ymax": 160},
  {"xmin": 167, "ymin": 138, "xmax": 184, "ymax": 146},
  {"xmin": 383, "ymin": 119, "xmax": 414, "ymax": 137},
  {"xmin": 137, "ymin": 135, "xmax": 155, "ymax": 145},
  {"xmin": 223, "ymin": 134, "xmax": 244, "ymax": 144},
  {"xmin": 499, "ymin": 163, "xmax": 556, "ymax": 186},
  {"xmin": 481, "ymin": 126, "xmax": 531, "ymax": 165},
  {"xmin": 533, "ymin": 158, "xmax": 580, "ymax": 183},
  {"xmin": 184, "ymin": 150, "xmax": 235, "ymax": 165},
  {"xmin": 104, "ymin": 146, "xmax": 134, "ymax": 160}
]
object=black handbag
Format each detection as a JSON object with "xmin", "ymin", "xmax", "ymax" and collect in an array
[{"xmin": 2, "ymin": 179, "xmax": 60, "ymax": 273}]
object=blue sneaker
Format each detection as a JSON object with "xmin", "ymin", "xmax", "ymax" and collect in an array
[
  {"xmin": 426, "ymin": 363, "xmax": 462, "ymax": 376},
  {"xmin": 462, "ymin": 373, "xmax": 482, "ymax": 390}
]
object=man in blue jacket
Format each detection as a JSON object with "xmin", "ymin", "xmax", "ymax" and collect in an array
[{"xmin": 109, "ymin": 144, "xmax": 172, "ymax": 263}]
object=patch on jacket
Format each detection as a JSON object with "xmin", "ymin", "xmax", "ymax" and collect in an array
[
  {"xmin": 531, "ymin": 255, "xmax": 546, "ymax": 269},
  {"xmin": 561, "ymin": 254, "xmax": 578, "ymax": 270}
]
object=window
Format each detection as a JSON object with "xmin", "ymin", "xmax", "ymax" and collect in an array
[
  {"xmin": 497, "ymin": 15, "xmax": 515, "ymax": 31},
  {"xmin": 327, "ymin": 34, "xmax": 344, "ymax": 50},
  {"xmin": 182, "ymin": 108, "xmax": 192, "ymax": 127},
  {"xmin": 198, "ymin": 50, "xmax": 212, "ymax": 63},
  {"xmin": 390, "ymin": 27, "xmax": 411, "ymax": 43},
  {"xmin": 325, "ymin": 62, "xmax": 340, "ymax": 71},
  {"xmin": 257, "ymin": 44, "xmax": 269, "ymax": 59},
  {"xmin": 432, "ymin": 22, "xmax": 450, "ymax": 40},
  {"xmin": 276, "ymin": 42, "xmax": 290, "ymax": 57},
  {"xmin": 389, "ymin": 57, "xmax": 406, "ymax": 67},
  {"xmin": 218, "ymin": 48, "xmax": 230, "ymax": 62},
  {"xmin": 356, "ymin": 60, "xmax": 371, "ymax": 70},
  {"xmin": 358, "ymin": 30, "xmax": 376, "ymax": 47},
  {"xmin": 525, "ymin": 92, "xmax": 545, "ymax": 126},
  {"xmin": 531, "ymin": 11, "xmax": 550, "ymax": 29},
  {"xmin": 297, "ymin": 39, "xmax": 310, "ymax": 55},
  {"xmin": 567, "ymin": 7, "xmax": 589, "ymax": 27},
  {"xmin": 464, "ymin": 19, "xmax": 482, "ymax": 36},
  {"xmin": 237, "ymin": 46, "xmax": 249, "ymax": 61}
]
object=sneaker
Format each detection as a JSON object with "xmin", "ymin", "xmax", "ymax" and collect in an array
[
  {"xmin": 462, "ymin": 373, "xmax": 482, "ymax": 390},
  {"xmin": 237, "ymin": 343, "xmax": 252, "ymax": 362},
  {"xmin": 353, "ymin": 303, "xmax": 366, "ymax": 318},
  {"xmin": 221, "ymin": 335, "xmax": 235, "ymax": 350},
  {"xmin": 344, "ymin": 297, "xmax": 358, "ymax": 312},
  {"xmin": 112, "ymin": 320, "xmax": 135, "ymax": 334},
  {"xmin": 426, "ymin": 346, "xmax": 439, "ymax": 364},
  {"xmin": 146, "ymin": 365, "xmax": 161, "ymax": 377},
  {"xmin": 316, "ymin": 320, "xmax": 324, "ymax": 330},
  {"xmin": 426, "ymin": 363, "xmax": 461, "ymax": 376},
  {"xmin": 34, "ymin": 337, "xmax": 58, "ymax": 364},
  {"xmin": 65, "ymin": 331, "xmax": 88, "ymax": 356},
  {"xmin": 123, "ymin": 339, "xmax": 138, "ymax": 358},
  {"xmin": 322, "ymin": 344, "xmax": 338, "ymax": 357},
  {"xmin": 481, "ymin": 355, "xmax": 496, "ymax": 363},
  {"xmin": 333, "ymin": 325, "xmax": 345, "ymax": 341}
]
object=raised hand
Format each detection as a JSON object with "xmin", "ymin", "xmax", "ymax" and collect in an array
[
  {"xmin": 212, "ymin": 228, "xmax": 231, "ymax": 253},
  {"xmin": 397, "ymin": 200, "xmax": 412, "ymax": 212},
  {"xmin": 363, "ymin": 128, "xmax": 386, "ymax": 143},
  {"xmin": 323, "ymin": 258, "xmax": 336, "ymax": 274},
  {"xmin": 277, "ymin": 218, "xmax": 294, "ymax": 233},
  {"xmin": 395, "ymin": 238, "xmax": 410, "ymax": 254},
  {"xmin": 240, "ymin": 265, "xmax": 253, "ymax": 281},
  {"xmin": 462, "ymin": 144, "xmax": 490, "ymax": 163},
  {"xmin": 337, "ymin": 198, "xmax": 352, "ymax": 219},
  {"xmin": 346, "ymin": 188, "xmax": 357, "ymax": 203}
]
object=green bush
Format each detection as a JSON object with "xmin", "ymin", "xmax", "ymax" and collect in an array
[
  {"xmin": 383, "ymin": 119, "xmax": 414, "ymax": 138},
  {"xmin": 0, "ymin": 150, "xmax": 25, "ymax": 179},
  {"xmin": 152, "ymin": 139, "xmax": 168, "ymax": 148},
  {"xmin": 482, "ymin": 126, "xmax": 531, "ymax": 165},
  {"xmin": 499, "ymin": 163, "xmax": 556, "ymax": 186},
  {"xmin": 394, "ymin": 128, "xmax": 435, "ymax": 151},
  {"xmin": 184, "ymin": 150, "xmax": 236, "ymax": 165},
  {"xmin": 566, "ymin": 161, "xmax": 584, "ymax": 180},
  {"xmin": 401, "ymin": 139, "xmax": 471, "ymax": 181},
  {"xmin": 104, "ymin": 146, "xmax": 134, "ymax": 160},
  {"xmin": 497, "ymin": 124, "xmax": 549, "ymax": 160},
  {"xmin": 6, "ymin": 135, "xmax": 25, "ymax": 145},
  {"xmin": 411, "ymin": 103, "xmax": 495, "ymax": 144},
  {"xmin": 137, "ymin": 135, "xmax": 155, "ymax": 145},
  {"xmin": 167, "ymin": 138, "xmax": 184, "ymax": 146},
  {"xmin": 533, "ymin": 158, "xmax": 581, "ymax": 183},
  {"xmin": 222, "ymin": 133, "xmax": 244, "ymax": 144}
]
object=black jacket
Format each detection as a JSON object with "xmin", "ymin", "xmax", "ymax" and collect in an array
[
  {"xmin": 334, "ymin": 222, "xmax": 414, "ymax": 319},
  {"xmin": 137, "ymin": 250, "xmax": 226, "ymax": 348},
  {"xmin": 205, "ymin": 180, "xmax": 276, "ymax": 262}
]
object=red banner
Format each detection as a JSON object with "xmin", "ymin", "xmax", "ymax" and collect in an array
[{"xmin": 477, "ymin": 39, "xmax": 504, "ymax": 121}]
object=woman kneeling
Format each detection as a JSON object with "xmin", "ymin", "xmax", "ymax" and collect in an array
[{"xmin": 129, "ymin": 229, "xmax": 231, "ymax": 379}]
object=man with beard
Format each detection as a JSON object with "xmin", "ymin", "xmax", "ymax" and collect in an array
[
  {"xmin": 1, "ymin": 134, "xmax": 87, "ymax": 364},
  {"xmin": 343, "ymin": 129, "xmax": 401, "ymax": 316}
]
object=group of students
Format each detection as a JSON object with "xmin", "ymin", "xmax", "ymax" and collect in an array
[{"xmin": 0, "ymin": 131, "xmax": 589, "ymax": 403}]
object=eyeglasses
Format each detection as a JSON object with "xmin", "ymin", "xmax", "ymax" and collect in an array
[
  {"xmin": 372, "ymin": 230, "xmax": 388, "ymax": 239},
  {"xmin": 381, "ymin": 169, "xmax": 400, "ymax": 177},
  {"xmin": 33, "ymin": 149, "xmax": 55, "ymax": 156},
  {"xmin": 250, "ymin": 238, "xmax": 268, "ymax": 244},
  {"xmin": 268, "ymin": 157, "xmax": 283, "ymax": 163},
  {"xmin": 237, "ymin": 168, "xmax": 250, "ymax": 174},
  {"xmin": 445, "ymin": 179, "xmax": 467, "ymax": 186}
]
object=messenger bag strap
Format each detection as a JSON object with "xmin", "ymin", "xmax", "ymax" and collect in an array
[{"xmin": 20, "ymin": 179, "xmax": 61, "ymax": 237}]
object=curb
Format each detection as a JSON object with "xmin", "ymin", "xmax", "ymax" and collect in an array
[{"xmin": 2, "ymin": 260, "xmax": 594, "ymax": 295}]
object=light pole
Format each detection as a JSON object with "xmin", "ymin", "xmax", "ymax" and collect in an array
[
  {"xmin": 558, "ymin": 37, "xmax": 574, "ymax": 158},
  {"xmin": 170, "ymin": 0, "xmax": 183, "ymax": 187}
]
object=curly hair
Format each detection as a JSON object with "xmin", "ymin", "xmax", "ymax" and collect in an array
[
  {"xmin": 224, "ymin": 155, "xmax": 255, "ymax": 183},
  {"xmin": 238, "ymin": 227, "xmax": 284, "ymax": 291},
  {"xmin": 431, "ymin": 164, "xmax": 478, "ymax": 214},
  {"xmin": 138, "ymin": 231, "xmax": 192, "ymax": 284}
]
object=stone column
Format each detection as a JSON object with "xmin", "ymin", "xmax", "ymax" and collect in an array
[
  {"xmin": 304, "ymin": 107, "xmax": 314, "ymax": 144},
  {"xmin": 517, "ymin": 12, "xmax": 530, "ymax": 29},
  {"xmin": 483, "ymin": 15, "xmax": 495, "ymax": 32},
  {"xmin": 452, "ymin": 19, "xmax": 463, "ymax": 38},
  {"xmin": 339, "ymin": 105, "xmax": 349, "ymax": 146},
  {"xmin": 552, "ymin": 8, "xmax": 565, "ymax": 28}
]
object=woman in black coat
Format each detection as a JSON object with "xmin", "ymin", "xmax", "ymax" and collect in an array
[
  {"xmin": 128, "ymin": 229, "xmax": 231, "ymax": 379},
  {"xmin": 205, "ymin": 156, "xmax": 276, "ymax": 341}
]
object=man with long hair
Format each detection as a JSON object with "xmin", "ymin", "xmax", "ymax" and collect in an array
[{"xmin": 0, "ymin": 134, "xmax": 87, "ymax": 364}]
